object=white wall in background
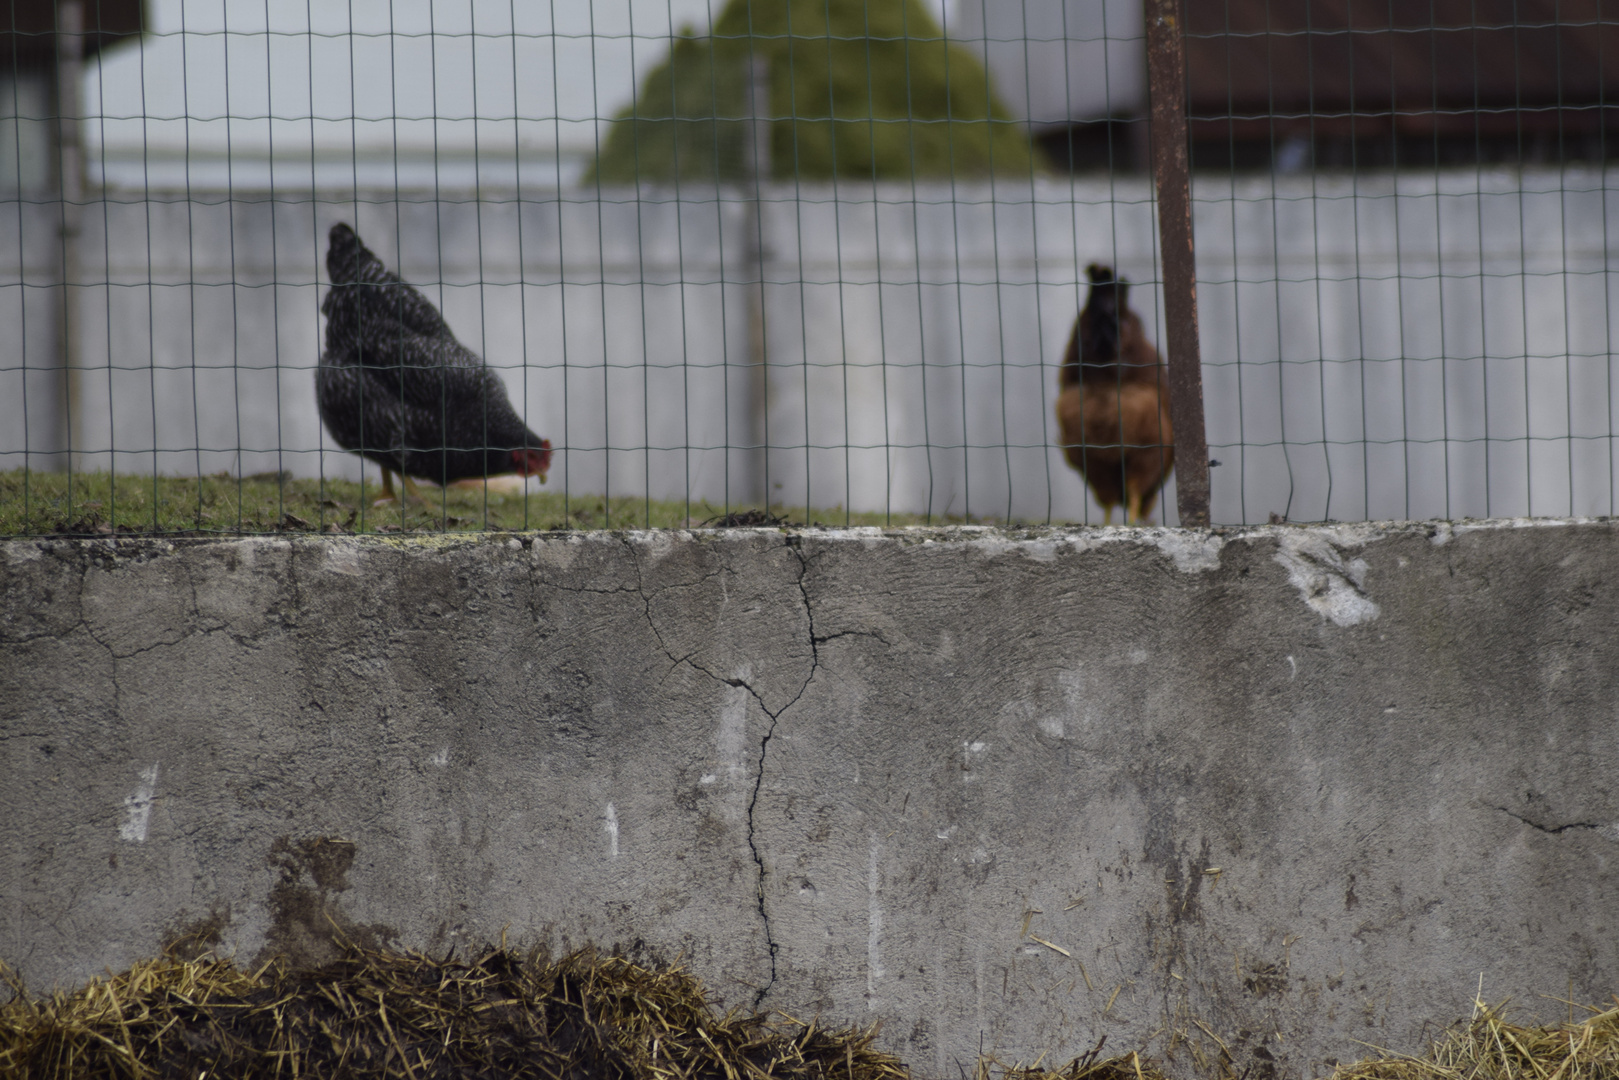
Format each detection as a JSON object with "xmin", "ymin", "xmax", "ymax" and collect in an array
[
  {"xmin": 0, "ymin": 70, "xmax": 55, "ymax": 195},
  {"xmin": 2, "ymin": 170, "xmax": 1617, "ymax": 525}
]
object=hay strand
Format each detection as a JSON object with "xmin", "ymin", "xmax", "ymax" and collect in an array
[{"xmin": 974, "ymin": 1036, "xmax": 1172, "ymax": 1080}]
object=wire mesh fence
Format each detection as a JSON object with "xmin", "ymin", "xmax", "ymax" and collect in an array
[{"xmin": 1, "ymin": 0, "xmax": 1616, "ymax": 533}]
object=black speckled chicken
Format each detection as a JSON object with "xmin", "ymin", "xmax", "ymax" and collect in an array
[{"xmin": 317, "ymin": 223, "xmax": 551, "ymax": 502}]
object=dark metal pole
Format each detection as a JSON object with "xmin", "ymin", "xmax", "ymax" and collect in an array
[
  {"xmin": 742, "ymin": 55, "xmax": 770, "ymax": 505},
  {"xmin": 1144, "ymin": 0, "xmax": 1211, "ymax": 527},
  {"xmin": 56, "ymin": 0, "xmax": 86, "ymax": 471}
]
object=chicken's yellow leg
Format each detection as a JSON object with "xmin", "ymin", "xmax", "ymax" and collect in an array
[
  {"xmin": 1126, "ymin": 490, "xmax": 1145, "ymax": 526},
  {"xmin": 372, "ymin": 468, "xmax": 399, "ymax": 507},
  {"xmin": 372, "ymin": 467, "xmax": 426, "ymax": 507}
]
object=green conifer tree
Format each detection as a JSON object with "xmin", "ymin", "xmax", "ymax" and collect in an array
[{"xmin": 589, "ymin": 0, "xmax": 1043, "ymax": 182}]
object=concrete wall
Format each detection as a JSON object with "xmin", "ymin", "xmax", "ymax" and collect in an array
[
  {"xmin": 3, "ymin": 521, "xmax": 1616, "ymax": 1078},
  {"xmin": 4, "ymin": 168, "xmax": 1618, "ymax": 526}
]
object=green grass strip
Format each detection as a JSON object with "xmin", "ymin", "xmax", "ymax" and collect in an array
[{"xmin": 0, "ymin": 470, "xmax": 1005, "ymax": 536}]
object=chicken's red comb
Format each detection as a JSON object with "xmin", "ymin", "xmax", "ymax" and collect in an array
[{"xmin": 512, "ymin": 443, "xmax": 553, "ymax": 483}]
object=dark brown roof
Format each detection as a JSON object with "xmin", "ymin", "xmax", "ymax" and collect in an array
[
  {"xmin": 1183, "ymin": 0, "xmax": 1619, "ymax": 139},
  {"xmin": 2, "ymin": 0, "xmax": 145, "ymax": 67}
]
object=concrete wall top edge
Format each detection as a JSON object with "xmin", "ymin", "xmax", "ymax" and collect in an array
[{"xmin": 5, "ymin": 513, "xmax": 1612, "ymax": 552}]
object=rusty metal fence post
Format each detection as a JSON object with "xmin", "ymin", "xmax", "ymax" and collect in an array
[
  {"xmin": 55, "ymin": 0, "xmax": 87, "ymax": 472},
  {"xmin": 743, "ymin": 54, "xmax": 771, "ymax": 506},
  {"xmin": 1144, "ymin": 0, "xmax": 1211, "ymax": 528}
]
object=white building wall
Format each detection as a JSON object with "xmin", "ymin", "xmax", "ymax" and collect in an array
[{"xmin": 3, "ymin": 169, "xmax": 1616, "ymax": 525}]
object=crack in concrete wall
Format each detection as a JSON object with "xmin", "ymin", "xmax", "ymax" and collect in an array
[
  {"xmin": 1496, "ymin": 808, "xmax": 1609, "ymax": 835},
  {"xmin": 615, "ymin": 533, "xmax": 829, "ymax": 1006}
]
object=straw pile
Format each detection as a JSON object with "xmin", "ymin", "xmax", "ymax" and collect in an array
[
  {"xmin": 0, "ymin": 944, "xmax": 918, "ymax": 1080},
  {"xmin": 1328, "ymin": 998, "xmax": 1619, "ymax": 1080},
  {"xmin": 2, "ymin": 944, "xmax": 1614, "ymax": 1080}
]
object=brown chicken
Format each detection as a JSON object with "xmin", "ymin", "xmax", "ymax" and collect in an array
[{"xmin": 1056, "ymin": 264, "xmax": 1175, "ymax": 524}]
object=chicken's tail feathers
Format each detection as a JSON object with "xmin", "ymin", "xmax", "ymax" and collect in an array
[
  {"xmin": 325, "ymin": 222, "xmax": 395, "ymax": 287},
  {"xmin": 1085, "ymin": 263, "xmax": 1116, "ymax": 284}
]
